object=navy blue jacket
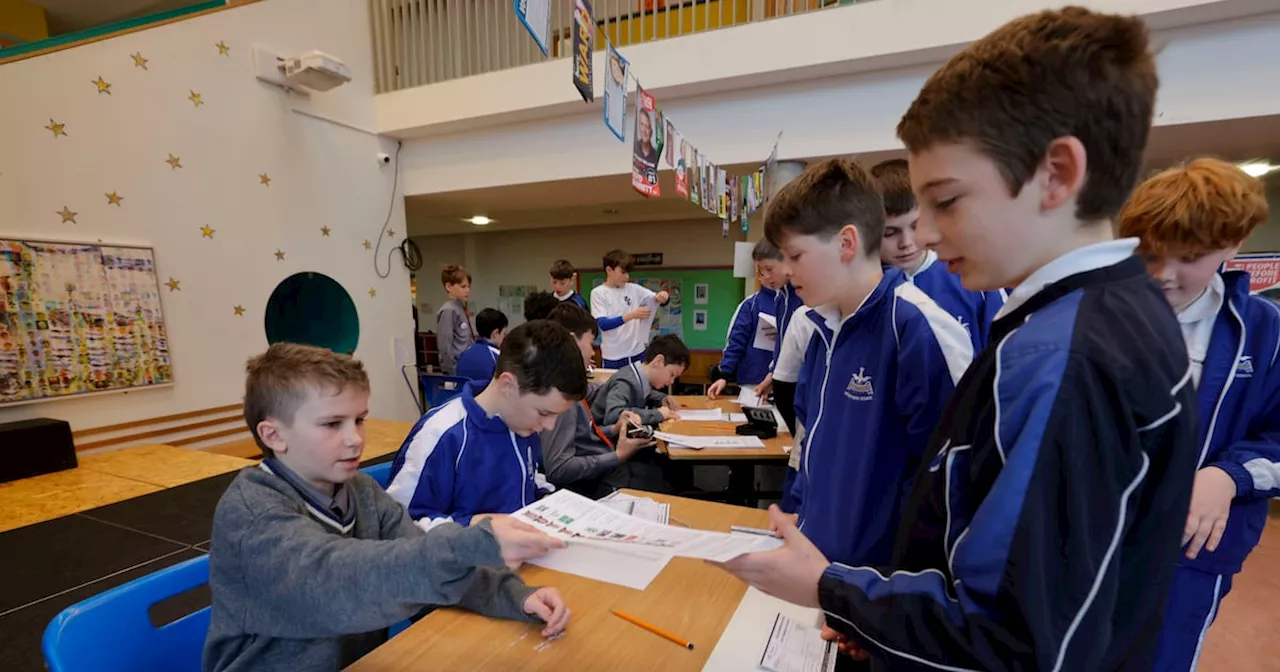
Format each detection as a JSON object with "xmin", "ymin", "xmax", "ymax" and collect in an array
[
  {"xmin": 386, "ymin": 384, "xmax": 552, "ymax": 528},
  {"xmin": 817, "ymin": 253, "xmax": 1199, "ymax": 671},
  {"xmin": 557, "ymin": 292, "xmax": 588, "ymax": 310},
  {"xmin": 719, "ymin": 287, "xmax": 777, "ymax": 386},
  {"xmin": 1180, "ymin": 270, "xmax": 1280, "ymax": 575},
  {"xmin": 791, "ymin": 268, "xmax": 973, "ymax": 566},
  {"xmin": 771, "ymin": 282, "xmax": 802, "ymax": 371},
  {"xmin": 455, "ymin": 339, "xmax": 500, "ymax": 388},
  {"xmin": 903, "ymin": 251, "xmax": 1005, "ymax": 351}
]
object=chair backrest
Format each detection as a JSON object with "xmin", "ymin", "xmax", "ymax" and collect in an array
[
  {"xmin": 44, "ymin": 555, "xmax": 211, "ymax": 672},
  {"xmin": 361, "ymin": 461, "xmax": 394, "ymax": 488},
  {"xmin": 421, "ymin": 375, "xmax": 470, "ymax": 409}
]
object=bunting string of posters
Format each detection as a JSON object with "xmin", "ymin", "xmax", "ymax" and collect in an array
[{"xmin": 513, "ymin": 1, "xmax": 777, "ymax": 235}]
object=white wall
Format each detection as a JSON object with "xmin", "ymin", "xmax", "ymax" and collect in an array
[
  {"xmin": 390, "ymin": 4, "xmax": 1280, "ymax": 196},
  {"xmin": 1242, "ymin": 175, "xmax": 1280, "ymax": 253},
  {"xmin": 412, "ymin": 219, "xmax": 737, "ymax": 325},
  {"xmin": 0, "ymin": 0, "xmax": 420, "ymax": 431}
]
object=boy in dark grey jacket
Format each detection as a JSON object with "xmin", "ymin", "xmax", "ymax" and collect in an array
[
  {"xmin": 435, "ymin": 264, "xmax": 474, "ymax": 374},
  {"xmin": 591, "ymin": 334, "xmax": 689, "ymax": 427},
  {"xmin": 203, "ymin": 343, "xmax": 570, "ymax": 672},
  {"xmin": 540, "ymin": 304, "xmax": 669, "ymax": 497}
]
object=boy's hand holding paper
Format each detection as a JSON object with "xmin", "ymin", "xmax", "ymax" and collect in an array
[
  {"xmin": 489, "ymin": 516, "xmax": 567, "ymax": 569},
  {"xmin": 713, "ymin": 506, "xmax": 828, "ymax": 608}
]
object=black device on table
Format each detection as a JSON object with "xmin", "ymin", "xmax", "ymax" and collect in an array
[{"xmin": 735, "ymin": 405, "xmax": 778, "ymax": 439}]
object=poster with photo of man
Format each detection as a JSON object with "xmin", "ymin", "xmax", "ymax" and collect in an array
[{"xmin": 631, "ymin": 87, "xmax": 662, "ymax": 197}]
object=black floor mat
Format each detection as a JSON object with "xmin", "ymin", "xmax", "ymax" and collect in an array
[
  {"xmin": 0, "ymin": 548, "xmax": 207, "ymax": 672},
  {"xmin": 77, "ymin": 471, "xmax": 239, "ymax": 546},
  {"xmin": 0, "ymin": 515, "xmax": 188, "ymax": 614}
]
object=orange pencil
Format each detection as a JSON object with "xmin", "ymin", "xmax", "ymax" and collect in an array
[{"xmin": 611, "ymin": 609, "xmax": 695, "ymax": 650}]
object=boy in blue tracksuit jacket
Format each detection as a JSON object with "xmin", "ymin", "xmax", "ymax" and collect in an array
[
  {"xmin": 549, "ymin": 259, "xmax": 589, "ymax": 310},
  {"xmin": 762, "ymin": 160, "xmax": 972, "ymax": 567},
  {"xmin": 455, "ymin": 308, "xmax": 508, "ymax": 389},
  {"xmin": 872, "ymin": 158, "xmax": 1004, "ymax": 351},
  {"xmin": 719, "ymin": 286, "xmax": 776, "ymax": 386},
  {"xmin": 1120, "ymin": 157, "xmax": 1280, "ymax": 671},
  {"xmin": 712, "ymin": 11, "xmax": 1201, "ymax": 671},
  {"xmin": 387, "ymin": 320, "xmax": 588, "ymax": 529}
]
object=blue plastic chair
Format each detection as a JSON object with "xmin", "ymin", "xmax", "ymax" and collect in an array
[
  {"xmin": 361, "ymin": 461, "xmax": 393, "ymax": 488},
  {"xmin": 43, "ymin": 554, "xmax": 211, "ymax": 672},
  {"xmin": 421, "ymin": 374, "xmax": 469, "ymax": 409}
]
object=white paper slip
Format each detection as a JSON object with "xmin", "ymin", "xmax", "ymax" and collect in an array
[
  {"xmin": 654, "ymin": 432, "xmax": 766, "ymax": 450},
  {"xmin": 527, "ymin": 539, "xmax": 671, "ymax": 590},
  {"xmin": 733, "ymin": 386, "xmax": 764, "ymax": 407},
  {"xmin": 599, "ymin": 491, "xmax": 671, "ymax": 524},
  {"xmin": 514, "ymin": 490, "xmax": 781, "ymax": 564},
  {"xmin": 753, "ymin": 313, "xmax": 779, "ymax": 351},
  {"xmin": 702, "ymin": 588, "xmax": 831, "ymax": 672},
  {"xmin": 678, "ymin": 409, "xmax": 726, "ymax": 422},
  {"xmin": 726, "ymin": 412, "xmax": 747, "ymax": 423},
  {"xmin": 760, "ymin": 614, "xmax": 837, "ymax": 672}
]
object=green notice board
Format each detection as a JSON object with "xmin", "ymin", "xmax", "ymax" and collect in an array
[{"xmin": 580, "ymin": 268, "xmax": 744, "ymax": 351}]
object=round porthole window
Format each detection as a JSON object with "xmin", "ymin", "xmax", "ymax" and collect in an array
[{"xmin": 264, "ymin": 272, "xmax": 359, "ymax": 354}]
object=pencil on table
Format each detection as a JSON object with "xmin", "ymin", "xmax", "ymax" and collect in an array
[{"xmin": 611, "ymin": 609, "xmax": 695, "ymax": 650}]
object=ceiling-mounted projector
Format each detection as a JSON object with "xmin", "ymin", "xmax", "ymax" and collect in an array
[{"xmin": 282, "ymin": 51, "xmax": 351, "ymax": 91}]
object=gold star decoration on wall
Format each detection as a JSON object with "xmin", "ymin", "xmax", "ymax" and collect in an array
[
  {"xmin": 46, "ymin": 119, "xmax": 67, "ymax": 138},
  {"xmin": 368, "ymin": 288, "xmax": 377, "ymax": 298},
  {"xmin": 258, "ymin": 173, "xmax": 271, "ymax": 186},
  {"xmin": 362, "ymin": 240, "xmax": 372, "ymax": 250},
  {"xmin": 274, "ymin": 249, "xmax": 286, "ymax": 261},
  {"xmin": 105, "ymin": 191, "xmax": 123, "ymax": 206},
  {"xmin": 92, "ymin": 76, "xmax": 112, "ymax": 95},
  {"xmin": 200, "ymin": 225, "xmax": 215, "ymax": 239},
  {"xmin": 320, "ymin": 226, "xmax": 331, "ymax": 237},
  {"xmin": 233, "ymin": 305, "xmax": 245, "ymax": 316},
  {"xmin": 131, "ymin": 52, "xmax": 148, "ymax": 69},
  {"xmin": 188, "ymin": 90, "xmax": 203, "ymax": 106},
  {"xmin": 165, "ymin": 278, "xmax": 181, "ymax": 291},
  {"xmin": 57, "ymin": 206, "xmax": 78, "ymax": 223},
  {"xmin": 216, "ymin": 41, "xmax": 231, "ymax": 56},
  {"xmin": 386, "ymin": 229, "xmax": 396, "ymax": 238},
  {"xmin": 166, "ymin": 154, "xmax": 183, "ymax": 169}
]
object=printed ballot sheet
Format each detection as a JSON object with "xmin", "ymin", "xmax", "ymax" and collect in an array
[
  {"xmin": 703, "ymin": 588, "xmax": 835, "ymax": 672},
  {"xmin": 677, "ymin": 409, "xmax": 727, "ymax": 422},
  {"xmin": 753, "ymin": 313, "xmax": 779, "ymax": 351},
  {"xmin": 654, "ymin": 432, "xmax": 766, "ymax": 450},
  {"xmin": 515, "ymin": 490, "xmax": 781, "ymax": 563},
  {"xmin": 599, "ymin": 491, "xmax": 670, "ymax": 524}
]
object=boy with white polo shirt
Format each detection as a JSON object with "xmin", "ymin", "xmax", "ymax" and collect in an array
[{"xmin": 589, "ymin": 249, "xmax": 670, "ymax": 369}]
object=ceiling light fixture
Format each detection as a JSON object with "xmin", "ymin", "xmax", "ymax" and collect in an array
[
  {"xmin": 465, "ymin": 216, "xmax": 493, "ymax": 226},
  {"xmin": 1238, "ymin": 161, "xmax": 1276, "ymax": 178}
]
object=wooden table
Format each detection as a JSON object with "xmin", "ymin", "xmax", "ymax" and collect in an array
[
  {"xmin": 347, "ymin": 492, "xmax": 769, "ymax": 672},
  {"xmin": 659, "ymin": 397, "xmax": 790, "ymax": 462}
]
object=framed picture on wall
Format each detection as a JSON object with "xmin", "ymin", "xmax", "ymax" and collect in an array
[
  {"xmin": 693, "ymin": 309, "xmax": 708, "ymax": 331},
  {"xmin": 694, "ymin": 283, "xmax": 709, "ymax": 304}
]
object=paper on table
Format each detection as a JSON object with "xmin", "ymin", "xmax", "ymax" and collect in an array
[
  {"xmin": 753, "ymin": 313, "xmax": 779, "ymax": 351},
  {"xmin": 760, "ymin": 614, "xmax": 837, "ymax": 672},
  {"xmin": 600, "ymin": 491, "xmax": 671, "ymax": 524},
  {"xmin": 733, "ymin": 386, "xmax": 769, "ymax": 407},
  {"xmin": 678, "ymin": 409, "xmax": 726, "ymax": 422},
  {"xmin": 514, "ymin": 490, "xmax": 780, "ymax": 563},
  {"xmin": 702, "ymin": 588, "xmax": 831, "ymax": 672},
  {"xmin": 527, "ymin": 539, "xmax": 670, "ymax": 591},
  {"xmin": 725, "ymin": 412, "xmax": 747, "ymax": 423},
  {"xmin": 654, "ymin": 431, "xmax": 766, "ymax": 450}
]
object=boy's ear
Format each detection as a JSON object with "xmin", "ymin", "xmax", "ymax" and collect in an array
[
  {"xmin": 650, "ymin": 354, "xmax": 666, "ymax": 368},
  {"xmin": 256, "ymin": 419, "xmax": 288, "ymax": 455},
  {"xmin": 1040, "ymin": 136, "xmax": 1088, "ymax": 214},
  {"xmin": 838, "ymin": 224, "xmax": 861, "ymax": 263}
]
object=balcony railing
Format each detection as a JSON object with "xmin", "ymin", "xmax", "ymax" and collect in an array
[{"xmin": 369, "ymin": 0, "xmax": 859, "ymax": 92}]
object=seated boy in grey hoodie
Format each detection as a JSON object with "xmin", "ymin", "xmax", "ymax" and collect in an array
[
  {"xmin": 202, "ymin": 343, "xmax": 571, "ymax": 672},
  {"xmin": 591, "ymin": 334, "xmax": 689, "ymax": 428}
]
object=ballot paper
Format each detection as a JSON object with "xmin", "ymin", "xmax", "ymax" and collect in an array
[
  {"xmin": 677, "ymin": 409, "xmax": 727, "ymax": 422},
  {"xmin": 753, "ymin": 313, "xmax": 779, "ymax": 351},
  {"xmin": 515, "ymin": 490, "xmax": 781, "ymax": 563},
  {"xmin": 733, "ymin": 385, "xmax": 766, "ymax": 407},
  {"xmin": 654, "ymin": 431, "xmax": 766, "ymax": 450},
  {"xmin": 600, "ymin": 491, "xmax": 670, "ymax": 524},
  {"xmin": 702, "ymin": 588, "xmax": 834, "ymax": 672},
  {"xmin": 725, "ymin": 412, "xmax": 748, "ymax": 423}
]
